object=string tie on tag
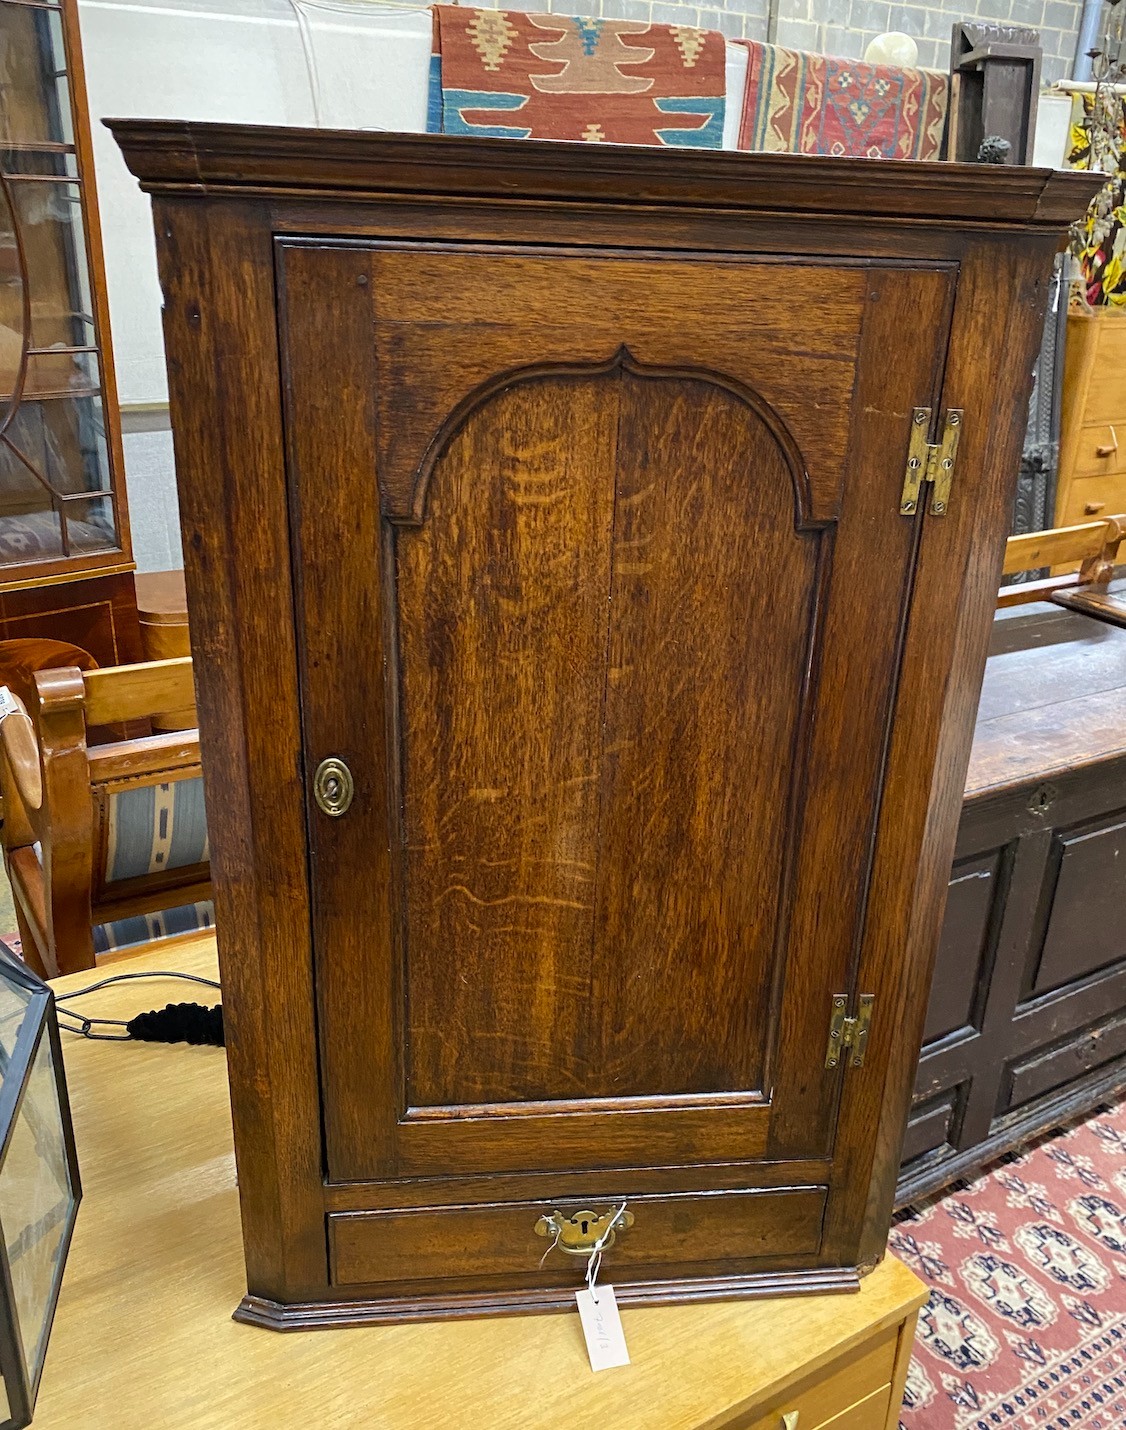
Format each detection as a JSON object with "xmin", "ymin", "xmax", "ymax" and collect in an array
[{"xmin": 584, "ymin": 1202, "xmax": 627, "ymax": 1305}]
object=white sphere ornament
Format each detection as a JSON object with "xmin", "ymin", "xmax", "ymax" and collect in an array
[{"xmin": 864, "ymin": 31, "xmax": 920, "ymax": 67}]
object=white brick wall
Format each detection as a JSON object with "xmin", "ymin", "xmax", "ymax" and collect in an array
[
  {"xmin": 476, "ymin": 0, "xmax": 1081, "ymax": 85},
  {"xmin": 774, "ymin": 0, "xmax": 1081, "ymax": 83}
]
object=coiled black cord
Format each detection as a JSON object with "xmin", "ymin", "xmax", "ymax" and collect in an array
[{"xmin": 56, "ymin": 970, "xmax": 224, "ymax": 1046}]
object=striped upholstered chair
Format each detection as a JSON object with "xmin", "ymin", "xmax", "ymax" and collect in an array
[{"xmin": 0, "ymin": 657, "xmax": 212, "ymax": 977}]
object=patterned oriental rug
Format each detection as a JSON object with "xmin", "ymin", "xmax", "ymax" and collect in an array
[
  {"xmin": 736, "ymin": 40, "xmax": 947, "ymax": 161},
  {"xmin": 428, "ymin": 6, "xmax": 725, "ymax": 146},
  {"xmin": 892, "ymin": 1095, "xmax": 1126, "ymax": 1429}
]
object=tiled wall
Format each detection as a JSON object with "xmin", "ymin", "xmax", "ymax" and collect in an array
[{"xmin": 492, "ymin": 0, "xmax": 1081, "ymax": 83}]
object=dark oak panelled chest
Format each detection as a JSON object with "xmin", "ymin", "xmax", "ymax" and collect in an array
[
  {"xmin": 111, "ymin": 122, "xmax": 1099, "ymax": 1327},
  {"xmin": 900, "ymin": 603, "xmax": 1126, "ymax": 1205}
]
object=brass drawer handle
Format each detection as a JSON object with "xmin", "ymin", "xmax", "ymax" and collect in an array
[
  {"xmin": 313, "ymin": 756, "xmax": 354, "ymax": 817},
  {"xmin": 534, "ymin": 1206, "xmax": 634, "ymax": 1256}
]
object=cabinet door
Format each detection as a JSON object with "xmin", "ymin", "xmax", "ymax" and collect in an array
[{"xmin": 280, "ymin": 242, "xmax": 954, "ymax": 1200}]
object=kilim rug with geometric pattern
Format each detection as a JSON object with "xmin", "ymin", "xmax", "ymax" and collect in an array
[{"xmin": 892, "ymin": 1095, "xmax": 1126, "ymax": 1429}]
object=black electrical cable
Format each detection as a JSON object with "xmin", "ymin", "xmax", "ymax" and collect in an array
[{"xmin": 56, "ymin": 970, "xmax": 224, "ymax": 1047}]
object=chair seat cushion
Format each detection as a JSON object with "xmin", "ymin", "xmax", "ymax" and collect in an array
[
  {"xmin": 105, "ymin": 776, "xmax": 209, "ymax": 883},
  {"xmin": 93, "ymin": 900, "xmax": 214, "ymax": 957}
]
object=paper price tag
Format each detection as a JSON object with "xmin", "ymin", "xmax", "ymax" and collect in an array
[{"xmin": 576, "ymin": 1285, "xmax": 630, "ymax": 1372}]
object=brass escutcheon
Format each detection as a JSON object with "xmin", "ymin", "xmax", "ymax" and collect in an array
[
  {"xmin": 313, "ymin": 756, "xmax": 354, "ymax": 817},
  {"xmin": 534, "ymin": 1206, "xmax": 634, "ymax": 1256}
]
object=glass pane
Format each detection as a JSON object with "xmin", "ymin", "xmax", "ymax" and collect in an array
[
  {"xmin": 0, "ymin": 5, "xmax": 72, "ymax": 150},
  {"xmin": 0, "ymin": 148, "xmax": 76, "ymax": 178},
  {"xmin": 3, "ymin": 390, "xmax": 109, "ymax": 493},
  {"xmin": 63, "ymin": 491, "xmax": 114, "ymax": 552},
  {"xmin": 0, "ymin": 1028, "xmax": 75, "ymax": 1385},
  {"xmin": 0, "ymin": 178, "xmax": 24, "ymax": 423},
  {"xmin": 0, "ymin": 425, "xmax": 60, "ymax": 563},
  {"xmin": 0, "ymin": 980, "xmax": 31, "ymax": 1065},
  {"xmin": 18, "ymin": 347, "xmax": 99, "ymax": 401},
  {"xmin": 6, "ymin": 179, "xmax": 93, "ymax": 349}
]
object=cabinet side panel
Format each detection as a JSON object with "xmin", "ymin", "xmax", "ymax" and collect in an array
[
  {"xmin": 828, "ymin": 235, "xmax": 1061, "ymax": 1264},
  {"xmin": 153, "ymin": 197, "xmax": 326, "ymax": 1299}
]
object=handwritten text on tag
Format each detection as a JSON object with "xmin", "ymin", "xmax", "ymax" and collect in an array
[{"xmin": 576, "ymin": 1284, "xmax": 630, "ymax": 1371}]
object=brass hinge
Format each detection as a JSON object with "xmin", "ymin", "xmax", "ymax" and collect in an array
[
  {"xmin": 824, "ymin": 993, "xmax": 875, "ymax": 1070},
  {"xmin": 900, "ymin": 407, "xmax": 963, "ymax": 518}
]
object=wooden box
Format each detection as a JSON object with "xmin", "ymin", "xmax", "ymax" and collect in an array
[{"xmin": 110, "ymin": 121, "xmax": 1099, "ymax": 1327}]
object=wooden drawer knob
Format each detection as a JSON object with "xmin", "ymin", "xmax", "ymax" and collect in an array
[
  {"xmin": 1095, "ymin": 426, "xmax": 1118, "ymax": 460},
  {"xmin": 1086, "ymin": 501, "xmax": 1106, "ymax": 515},
  {"xmin": 780, "ymin": 1414, "xmax": 799, "ymax": 1429}
]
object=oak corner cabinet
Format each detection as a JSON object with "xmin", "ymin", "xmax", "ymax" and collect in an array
[{"xmin": 109, "ymin": 121, "xmax": 1100, "ymax": 1329}]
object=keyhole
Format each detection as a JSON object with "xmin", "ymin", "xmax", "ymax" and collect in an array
[
  {"xmin": 325, "ymin": 776, "xmax": 341, "ymax": 802},
  {"xmin": 580, "ymin": 1218, "xmax": 590, "ymax": 1236},
  {"xmin": 1028, "ymin": 783, "xmax": 1055, "ymax": 817}
]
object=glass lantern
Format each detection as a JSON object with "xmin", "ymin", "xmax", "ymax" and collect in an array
[{"xmin": 0, "ymin": 943, "xmax": 79, "ymax": 1428}]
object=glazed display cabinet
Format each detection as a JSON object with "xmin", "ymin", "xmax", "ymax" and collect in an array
[{"xmin": 0, "ymin": 0, "xmax": 139, "ymax": 664}]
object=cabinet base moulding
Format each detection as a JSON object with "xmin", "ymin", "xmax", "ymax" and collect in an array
[{"xmin": 235, "ymin": 1268, "xmax": 864, "ymax": 1331}]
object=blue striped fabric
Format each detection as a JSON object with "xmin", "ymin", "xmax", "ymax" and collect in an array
[
  {"xmin": 93, "ymin": 900, "xmax": 214, "ymax": 956},
  {"xmin": 104, "ymin": 777, "xmax": 209, "ymax": 883}
]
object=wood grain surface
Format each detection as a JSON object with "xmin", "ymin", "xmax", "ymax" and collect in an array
[
  {"xmin": 1053, "ymin": 574, "xmax": 1126, "ymax": 628},
  {"xmin": 899, "ymin": 600, "xmax": 1126, "ymax": 1206},
  {"xmin": 36, "ymin": 931, "xmax": 926, "ymax": 1430},
  {"xmin": 115, "ymin": 121, "xmax": 1095, "ymax": 1320}
]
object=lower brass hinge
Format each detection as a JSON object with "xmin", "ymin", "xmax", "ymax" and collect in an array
[
  {"xmin": 825, "ymin": 993, "xmax": 875, "ymax": 1069},
  {"xmin": 900, "ymin": 407, "xmax": 963, "ymax": 517}
]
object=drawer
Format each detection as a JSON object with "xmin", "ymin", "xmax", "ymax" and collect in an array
[
  {"xmin": 1004, "ymin": 1010, "xmax": 1126, "ymax": 1112},
  {"xmin": 1069, "ymin": 423, "xmax": 1126, "ymax": 482},
  {"xmin": 1086, "ymin": 324, "xmax": 1126, "ymax": 424},
  {"xmin": 329, "ymin": 1186, "xmax": 826, "ymax": 1287},
  {"xmin": 902, "ymin": 1090, "xmax": 958, "ymax": 1165},
  {"xmin": 1058, "ymin": 468, "xmax": 1126, "ymax": 527},
  {"xmin": 727, "ymin": 1327, "xmax": 898, "ymax": 1429}
]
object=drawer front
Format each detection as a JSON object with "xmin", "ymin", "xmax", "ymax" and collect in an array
[
  {"xmin": 902, "ymin": 1090, "xmax": 958, "ymax": 1165},
  {"xmin": 1080, "ymin": 320, "xmax": 1126, "ymax": 425},
  {"xmin": 1004, "ymin": 1011, "xmax": 1126, "ymax": 1112},
  {"xmin": 1058, "ymin": 467, "xmax": 1126, "ymax": 527},
  {"xmin": 1069, "ymin": 422, "xmax": 1126, "ymax": 482},
  {"xmin": 730, "ymin": 1328, "xmax": 897, "ymax": 1430},
  {"xmin": 329, "ymin": 1186, "xmax": 825, "ymax": 1287}
]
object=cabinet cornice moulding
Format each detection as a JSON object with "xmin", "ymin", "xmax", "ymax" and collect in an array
[{"xmin": 106, "ymin": 120, "xmax": 1103, "ymax": 230}]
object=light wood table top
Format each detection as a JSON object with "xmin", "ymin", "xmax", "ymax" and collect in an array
[{"xmin": 36, "ymin": 933, "xmax": 925, "ymax": 1429}]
